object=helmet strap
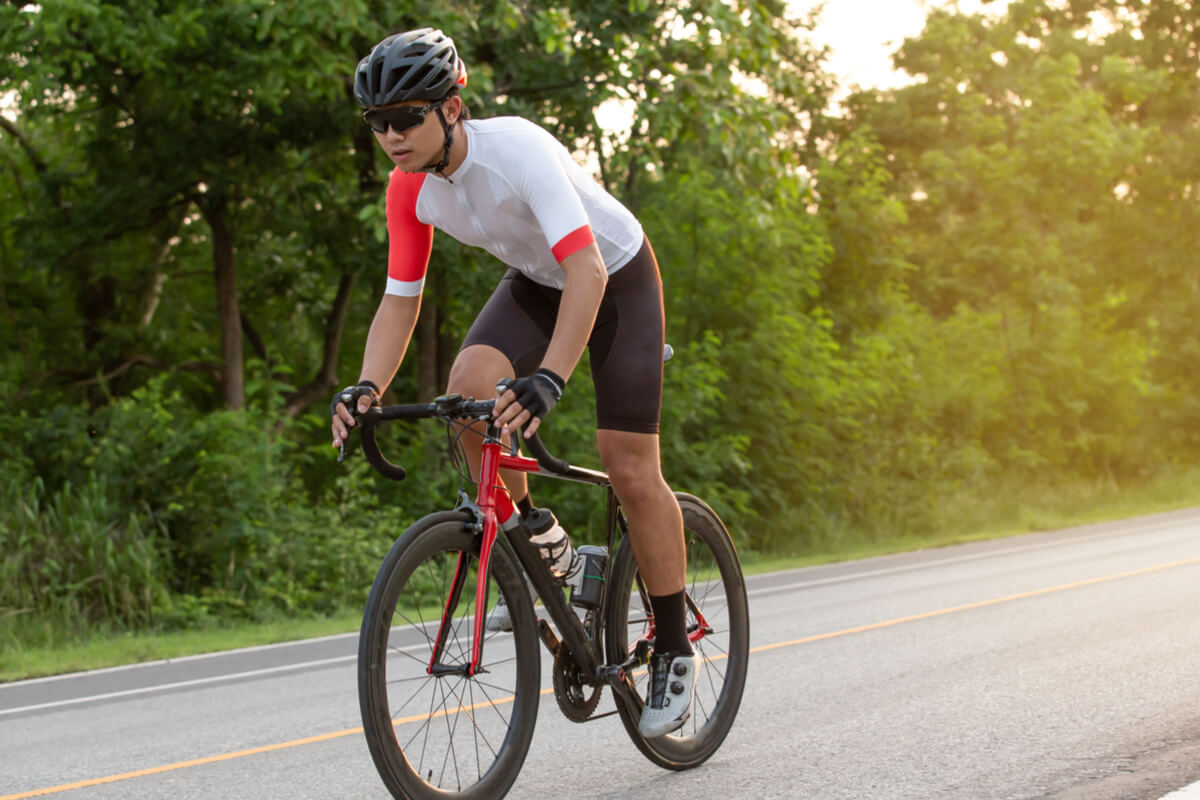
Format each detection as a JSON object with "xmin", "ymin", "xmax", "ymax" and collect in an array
[{"xmin": 419, "ymin": 106, "xmax": 456, "ymax": 183}]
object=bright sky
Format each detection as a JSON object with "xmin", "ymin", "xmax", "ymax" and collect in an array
[
  {"xmin": 595, "ymin": 0, "xmax": 1008, "ymax": 136},
  {"xmin": 793, "ymin": 0, "xmax": 932, "ymax": 89},
  {"xmin": 794, "ymin": 0, "xmax": 1010, "ymax": 89}
]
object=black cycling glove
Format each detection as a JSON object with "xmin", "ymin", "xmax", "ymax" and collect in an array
[
  {"xmin": 504, "ymin": 368, "xmax": 565, "ymax": 423},
  {"xmin": 330, "ymin": 380, "xmax": 381, "ymax": 418}
]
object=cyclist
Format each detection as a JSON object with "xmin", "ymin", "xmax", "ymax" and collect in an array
[{"xmin": 330, "ymin": 28, "xmax": 696, "ymax": 738}]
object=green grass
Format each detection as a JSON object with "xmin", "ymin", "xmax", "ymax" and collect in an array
[
  {"xmin": 0, "ymin": 611, "xmax": 364, "ymax": 683},
  {"xmin": 4, "ymin": 467, "xmax": 1198, "ymax": 684},
  {"xmin": 739, "ymin": 466, "xmax": 1200, "ymax": 573}
]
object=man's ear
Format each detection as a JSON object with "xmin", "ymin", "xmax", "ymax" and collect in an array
[{"xmin": 443, "ymin": 94, "xmax": 463, "ymax": 125}]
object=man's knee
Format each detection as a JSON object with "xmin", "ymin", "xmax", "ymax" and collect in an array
[
  {"xmin": 447, "ymin": 345, "xmax": 513, "ymax": 397},
  {"xmin": 603, "ymin": 448, "xmax": 663, "ymax": 505}
]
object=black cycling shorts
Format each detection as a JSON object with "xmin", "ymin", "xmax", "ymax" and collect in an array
[{"xmin": 460, "ymin": 237, "xmax": 665, "ymax": 434}]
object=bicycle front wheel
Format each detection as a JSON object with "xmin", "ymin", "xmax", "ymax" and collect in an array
[
  {"xmin": 358, "ymin": 511, "xmax": 540, "ymax": 799},
  {"xmin": 604, "ymin": 492, "xmax": 750, "ymax": 770}
]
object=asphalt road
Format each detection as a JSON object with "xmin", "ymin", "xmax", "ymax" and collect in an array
[{"xmin": 3, "ymin": 508, "xmax": 1200, "ymax": 800}]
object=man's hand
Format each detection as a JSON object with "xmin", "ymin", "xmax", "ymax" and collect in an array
[
  {"xmin": 492, "ymin": 368, "xmax": 565, "ymax": 438},
  {"xmin": 331, "ymin": 381, "xmax": 381, "ymax": 448}
]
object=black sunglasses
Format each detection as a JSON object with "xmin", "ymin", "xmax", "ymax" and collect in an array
[{"xmin": 362, "ymin": 101, "xmax": 443, "ymax": 134}]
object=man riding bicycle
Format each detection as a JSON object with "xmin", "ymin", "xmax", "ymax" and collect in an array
[{"xmin": 329, "ymin": 28, "xmax": 696, "ymax": 738}]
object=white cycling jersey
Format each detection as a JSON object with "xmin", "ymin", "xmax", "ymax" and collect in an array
[{"xmin": 384, "ymin": 117, "xmax": 643, "ymax": 297}]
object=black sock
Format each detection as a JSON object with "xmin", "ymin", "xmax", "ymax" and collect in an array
[
  {"xmin": 648, "ymin": 590, "xmax": 693, "ymax": 656},
  {"xmin": 516, "ymin": 494, "xmax": 535, "ymax": 518}
]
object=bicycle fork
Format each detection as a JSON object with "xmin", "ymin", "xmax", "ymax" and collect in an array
[
  {"xmin": 426, "ymin": 434, "xmax": 511, "ymax": 677},
  {"xmin": 427, "ymin": 430, "xmax": 606, "ymax": 684}
]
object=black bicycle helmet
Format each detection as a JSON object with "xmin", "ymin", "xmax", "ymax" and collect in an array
[{"xmin": 354, "ymin": 28, "xmax": 467, "ymax": 108}]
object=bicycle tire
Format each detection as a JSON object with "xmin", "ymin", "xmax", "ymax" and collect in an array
[
  {"xmin": 358, "ymin": 511, "xmax": 540, "ymax": 799},
  {"xmin": 604, "ymin": 492, "xmax": 750, "ymax": 770}
]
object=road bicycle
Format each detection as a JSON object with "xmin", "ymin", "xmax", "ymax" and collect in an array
[{"xmin": 346, "ymin": 379, "xmax": 749, "ymax": 799}]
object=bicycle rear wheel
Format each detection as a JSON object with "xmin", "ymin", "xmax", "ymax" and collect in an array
[
  {"xmin": 358, "ymin": 511, "xmax": 540, "ymax": 799},
  {"xmin": 604, "ymin": 492, "xmax": 750, "ymax": 770}
]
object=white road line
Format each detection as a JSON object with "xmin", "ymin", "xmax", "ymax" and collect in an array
[
  {"xmin": 748, "ymin": 516, "xmax": 1198, "ymax": 598},
  {"xmin": 0, "ymin": 634, "xmax": 445, "ymax": 718},
  {"xmin": 2, "ymin": 629, "xmax": 363, "ymax": 688},
  {"xmin": 1161, "ymin": 781, "xmax": 1200, "ymax": 799},
  {"xmin": 0, "ymin": 654, "xmax": 358, "ymax": 718},
  {"xmin": 5, "ymin": 512, "xmax": 1196, "ymax": 717},
  {"xmin": 19, "ymin": 511, "xmax": 1190, "ymax": 688}
]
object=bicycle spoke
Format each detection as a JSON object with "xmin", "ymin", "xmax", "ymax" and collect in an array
[
  {"xmin": 695, "ymin": 678, "xmax": 712, "ymax": 720},
  {"xmin": 697, "ymin": 636, "xmax": 731, "ymax": 660},
  {"xmin": 478, "ymin": 654, "xmax": 518, "ymax": 670},
  {"xmin": 696, "ymin": 599, "xmax": 729, "ymax": 622},
  {"xmin": 390, "ymin": 675, "xmax": 437, "ymax": 720},
  {"xmin": 361, "ymin": 522, "xmax": 541, "ymax": 799},
  {"xmin": 406, "ymin": 679, "xmax": 442, "ymax": 771},
  {"xmin": 600, "ymin": 500, "xmax": 748, "ymax": 767},
  {"xmin": 386, "ymin": 673, "xmax": 437, "ymax": 685},
  {"xmin": 471, "ymin": 677, "xmax": 516, "ymax": 728},
  {"xmin": 386, "ymin": 644, "xmax": 435, "ymax": 668},
  {"xmin": 695, "ymin": 651, "xmax": 728, "ymax": 684},
  {"xmin": 445, "ymin": 676, "xmax": 481, "ymax": 790},
  {"xmin": 444, "ymin": 613, "xmax": 471, "ymax": 666},
  {"xmin": 469, "ymin": 678, "xmax": 483, "ymax": 783},
  {"xmin": 436, "ymin": 677, "xmax": 462, "ymax": 790},
  {"xmin": 696, "ymin": 578, "xmax": 722, "ymax": 606},
  {"xmin": 472, "ymin": 677, "xmax": 518, "ymax": 696},
  {"xmin": 453, "ymin": 675, "xmax": 500, "ymax": 765},
  {"xmin": 391, "ymin": 607, "xmax": 437, "ymax": 648},
  {"xmin": 701, "ymin": 654, "xmax": 723, "ymax": 703}
]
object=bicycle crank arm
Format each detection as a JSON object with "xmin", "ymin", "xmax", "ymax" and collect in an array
[
  {"xmin": 597, "ymin": 664, "xmax": 644, "ymax": 716},
  {"xmin": 537, "ymin": 619, "xmax": 561, "ymax": 658}
]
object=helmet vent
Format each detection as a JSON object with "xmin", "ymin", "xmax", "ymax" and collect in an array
[{"xmin": 354, "ymin": 28, "xmax": 462, "ymax": 107}]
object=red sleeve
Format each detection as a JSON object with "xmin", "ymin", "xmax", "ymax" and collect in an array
[
  {"xmin": 507, "ymin": 122, "xmax": 597, "ymax": 264},
  {"xmin": 551, "ymin": 224, "xmax": 596, "ymax": 263},
  {"xmin": 385, "ymin": 169, "xmax": 433, "ymax": 296}
]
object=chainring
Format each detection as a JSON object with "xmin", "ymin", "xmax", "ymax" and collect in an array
[{"xmin": 552, "ymin": 646, "xmax": 602, "ymax": 723}]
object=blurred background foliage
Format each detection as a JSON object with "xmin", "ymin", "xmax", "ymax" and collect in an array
[{"xmin": 1, "ymin": 0, "xmax": 1197, "ymax": 641}]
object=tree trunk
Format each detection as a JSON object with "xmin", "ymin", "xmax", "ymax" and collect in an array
[
  {"xmin": 416, "ymin": 298, "xmax": 438, "ymax": 401},
  {"xmin": 140, "ymin": 208, "xmax": 186, "ymax": 330},
  {"xmin": 438, "ymin": 308, "xmax": 455, "ymax": 392},
  {"xmin": 284, "ymin": 269, "xmax": 357, "ymax": 417},
  {"xmin": 205, "ymin": 196, "xmax": 244, "ymax": 409}
]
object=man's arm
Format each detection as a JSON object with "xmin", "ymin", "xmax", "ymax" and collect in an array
[
  {"xmin": 331, "ymin": 293, "xmax": 421, "ymax": 447},
  {"xmin": 541, "ymin": 242, "xmax": 607, "ymax": 381},
  {"xmin": 494, "ymin": 242, "xmax": 607, "ymax": 437}
]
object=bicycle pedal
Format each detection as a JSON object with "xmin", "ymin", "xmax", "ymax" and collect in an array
[{"xmin": 599, "ymin": 665, "xmax": 643, "ymax": 713}]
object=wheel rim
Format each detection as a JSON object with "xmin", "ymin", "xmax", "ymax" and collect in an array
[
  {"xmin": 375, "ymin": 541, "xmax": 529, "ymax": 793},
  {"xmin": 621, "ymin": 521, "xmax": 742, "ymax": 742}
]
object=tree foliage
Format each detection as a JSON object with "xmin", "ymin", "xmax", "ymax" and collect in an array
[
  {"xmin": 3, "ymin": 0, "xmax": 1198, "ymax": 637},
  {"xmin": 843, "ymin": 0, "xmax": 1199, "ymax": 481}
]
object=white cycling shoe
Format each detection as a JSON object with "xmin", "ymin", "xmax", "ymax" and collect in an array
[
  {"xmin": 638, "ymin": 651, "xmax": 700, "ymax": 738},
  {"xmin": 485, "ymin": 573, "xmax": 535, "ymax": 633}
]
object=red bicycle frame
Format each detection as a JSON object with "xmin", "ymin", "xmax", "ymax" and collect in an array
[
  {"xmin": 426, "ymin": 438, "xmax": 540, "ymax": 676},
  {"xmin": 423, "ymin": 429, "xmax": 712, "ymax": 677}
]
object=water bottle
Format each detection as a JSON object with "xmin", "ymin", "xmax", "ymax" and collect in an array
[{"xmin": 525, "ymin": 508, "xmax": 575, "ymax": 579}]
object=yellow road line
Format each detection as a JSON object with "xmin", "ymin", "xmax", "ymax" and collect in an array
[
  {"xmin": 744, "ymin": 556, "xmax": 1200, "ymax": 657},
  {"xmin": 5, "ymin": 555, "xmax": 1198, "ymax": 800}
]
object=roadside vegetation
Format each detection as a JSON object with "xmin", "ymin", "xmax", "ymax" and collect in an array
[{"xmin": 3, "ymin": 0, "xmax": 1197, "ymax": 679}]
